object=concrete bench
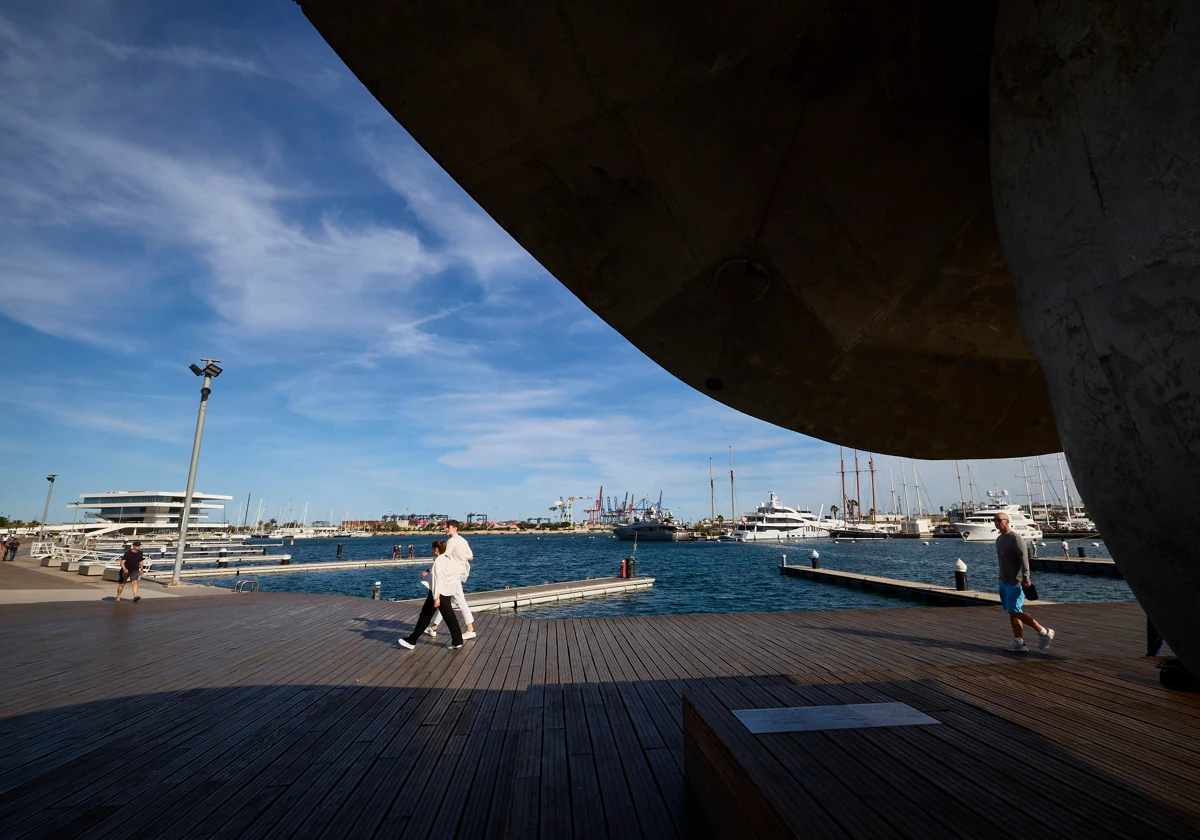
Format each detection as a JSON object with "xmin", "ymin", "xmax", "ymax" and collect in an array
[
  {"xmin": 78, "ymin": 562, "xmax": 108, "ymax": 576},
  {"xmin": 59, "ymin": 559, "xmax": 82, "ymax": 572}
]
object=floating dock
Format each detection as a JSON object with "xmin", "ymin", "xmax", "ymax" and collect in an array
[
  {"xmin": 777, "ymin": 563, "xmax": 1050, "ymax": 607},
  {"xmin": 1031, "ymin": 556, "xmax": 1122, "ymax": 577},
  {"xmin": 142, "ymin": 556, "xmax": 432, "ymax": 579},
  {"xmin": 449, "ymin": 576, "xmax": 654, "ymax": 613}
]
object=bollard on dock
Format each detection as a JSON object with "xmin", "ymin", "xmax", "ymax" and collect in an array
[
  {"xmin": 371, "ymin": 581, "xmax": 381, "ymax": 600},
  {"xmin": 781, "ymin": 554, "xmax": 787, "ymax": 567},
  {"xmin": 1077, "ymin": 546, "xmax": 1087, "ymax": 557},
  {"xmin": 810, "ymin": 550, "xmax": 820, "ymax": 569},
  {"xmin": 337, "ymin": 543, "xmax": 343, "ymax": 559},
  {"xmin": 954, "ymin": 559, "xmax": 968, "ymax": 591}
]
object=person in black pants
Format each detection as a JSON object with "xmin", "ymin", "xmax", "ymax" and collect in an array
[{"xmin": 397, "ymin": 542, "xmax": 463, "ymax": 649}]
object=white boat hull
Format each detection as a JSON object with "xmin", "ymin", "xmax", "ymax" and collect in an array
[
  {"xmin": 953, "ymin": 523, "xmax": 1042, "ymax": 542},
  {"xmin": 731, "ymin": 526, "xmax": 831, "ymax": 542}
]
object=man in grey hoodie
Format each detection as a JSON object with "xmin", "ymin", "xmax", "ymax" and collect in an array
[{"xmin": 995, "ymin": 512, "xmax": 1054, "ymax": 652}]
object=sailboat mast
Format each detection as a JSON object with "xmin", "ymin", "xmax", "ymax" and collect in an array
[
  {"xmin": 729, "ymin": 446, "xmax": 737, "ymax": 525},
  {"xmin": 967, "ymin": 465, "xmax": 978, "ymax": 507},
  {"xmin": 888, "ymin": 467, "xmax": 897, "ymax": 515},
  {"xmin": 839, "ymin": 446, "xmax": 847, "ymax": 524},
  {"xmin": 1035, "ymin": 456, "xmax": 1050, "ymax": 526},
  {"xmin": 913, "ymin": 466, "xmax": 924, "ymax": 516},
  {"xmin": 955, "ymin": 460, "xmax": 966, "ymax": 516},
  {"xmin": 869, "ymin": 454, "xmax": 877, "ymax": 525},
  {"xmin": 900, "ymin": 460, "xmax": 912, "ymax": 518},
  {"xmin": 1057, "ymin": 453, "xmax": 1075, "ymax": 522},
  {"xmin": 709, "ymin": 458, "xmax": 716, "ymax": 523},
  {"xmin": 1019, "ymin": 459, "xmax": 1033, "ymax": 517},
  {"xmin": 853, "ymin": 450, "xmax": 862, "ymax": 523}
]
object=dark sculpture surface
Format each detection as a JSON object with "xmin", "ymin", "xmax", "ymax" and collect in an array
[
  {"xmin": 299, "ymin": 0, "xmax": 1056, "ymax": 459},
  {"xmin": 298, "ymin": 0, "xmax": 1199, "ymax": 671}
]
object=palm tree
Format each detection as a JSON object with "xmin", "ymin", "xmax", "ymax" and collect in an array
[{"xmin": 829, "ymin": 505, "xmax": 839, "ymax": 521}]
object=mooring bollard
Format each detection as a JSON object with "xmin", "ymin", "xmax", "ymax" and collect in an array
[
  {"xmin": 810, "ymin": 550, "xmax": 820, "ymax": 569},
  {"xmin": 280, "ymin": 556, "xmax": 290, "ymax": 565},
  {"xmin": 372, "ymin": 581, "xmax": 381, "ymax": 600},
  {"xmin": 781, "ymin": 553, "xmax": 787, "ymax": 567},
  {"xmin": 336, "ymin": 543, "xmax": 343, "ymax": 559},
  {"xmin": 954, "ymin": 559, "xmax": 968, "ymax": 591},
  {"xmin": 1077, "ymin": 545, "xmax": 1087, "ymax": 558}
]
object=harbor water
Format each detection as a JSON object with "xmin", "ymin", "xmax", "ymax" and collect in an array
[{"xmin": 193, "ymin": 534, "xmax": 1133, "ymax": 619}]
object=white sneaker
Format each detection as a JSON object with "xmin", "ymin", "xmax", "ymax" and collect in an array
[
  {"xmin": 448, "ymin": 644, "xmax": 463, "ymax": 650},
  {"xmin": 1003, "ymin": 638, "xmax": 1028, "ymax": 652},
  {"xmin": 397, "ymin": 639, "xmax": 415, "ymax": 650},
  {"xmin": 1038, "ymin": 628, "xmax": 1055, "ymax": 650},
  {"xmin": 425, "ymin": 626, "xmax": 437, "ymax": 637},
  {"xmin": 461, "ymin": 631, "xmax": 477, "ymax": 640}
]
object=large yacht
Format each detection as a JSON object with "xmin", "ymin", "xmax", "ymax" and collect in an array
[
  {"xmin": 730, "ymin": 492, "xmax": 831, "ymax": 541},
  {"xmin": 953, "ymin": 490, "xmax": 1044, "ymax": 541},
  {"xmin": 613, "ymin": 506, "xmax": 689, "ymax": 541}
]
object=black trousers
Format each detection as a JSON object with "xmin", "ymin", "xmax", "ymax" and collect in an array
[{"xmin": 405, "ymin": 592, "xmax": 463, "ymax": 645}]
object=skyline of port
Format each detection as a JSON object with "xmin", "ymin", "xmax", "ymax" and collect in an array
[{"xmin": 0, "ymin": 2, "xmax": 1083, "ymax": 526}]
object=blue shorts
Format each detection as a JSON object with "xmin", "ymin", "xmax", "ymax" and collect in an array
[{"xmin": 998, "ymin": 582, "xmax": 1025, "ymax": 614}]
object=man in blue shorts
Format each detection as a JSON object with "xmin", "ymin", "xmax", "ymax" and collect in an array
[{"xmin": 995, "ymin": 512, "xmax": 1054, "ymax": 652}]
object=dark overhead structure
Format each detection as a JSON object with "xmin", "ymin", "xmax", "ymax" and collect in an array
[{"xmin": 297, "ymin": 1, "xmax": 1200, "ymax": 674}]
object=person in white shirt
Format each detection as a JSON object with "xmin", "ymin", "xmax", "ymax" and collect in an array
[
  {"xmin": 398, "ymin": 541, "xmax": 464, "ymax": 649},
  {"xmin": 428, "ymin": 520, "xmax": 477, "ymax": 639}
]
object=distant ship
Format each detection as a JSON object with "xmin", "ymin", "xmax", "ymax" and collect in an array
[
  {"xmin": 613, "ymin": 505, "xmax": 689, "ymax": 541},
  {"xmin": 730, "ymin": 492, "xmax": 830, "ymax": 541}
]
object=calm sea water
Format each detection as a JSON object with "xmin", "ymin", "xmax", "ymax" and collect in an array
[{"xmin": 192, "ymin": 533, "xmax": 1131, "ymax": 618}]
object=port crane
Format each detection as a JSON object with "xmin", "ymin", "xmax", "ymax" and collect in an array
[{"xmin": 549, "ymin": 495, "xmax": 593, "ymax": 524}]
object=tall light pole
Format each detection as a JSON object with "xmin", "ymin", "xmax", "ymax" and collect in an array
[
  {"xmin": 39, "ymin": 475, "xmax": 56, "ymax": 540},
  {"xmin": 172, "ymin": 359, "xmax": 222, "ymax": 586}
]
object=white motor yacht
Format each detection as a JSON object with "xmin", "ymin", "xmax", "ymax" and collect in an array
[
  {"xmin": 730, "ymin": 492, "xmax": 831, "ymax": 541},
  {"xmin": 953, "ymin": 490, "xmax": 1044, "ymax": 541}
]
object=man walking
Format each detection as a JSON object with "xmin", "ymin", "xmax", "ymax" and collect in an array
[
  {"xmin": 116, "ymin": 541, "xmax": 144, "ymax": 603},
  {"xmin": 1061, "ymin": 538, "xmax": 1070, "ymax": 558},
  {"xmin": 4, "ymin": 534, "xmax": 19, "ymax": 561},
  {"xmin": 442, "ymin": 520, "xmax": 477, "ymax": 639},
  {"xmin": 996, "ymin": 512, "xmax": 1054, "ymax": 651}
]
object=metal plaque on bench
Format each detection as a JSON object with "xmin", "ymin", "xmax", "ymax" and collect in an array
[{"xmin": 732, "ymin": 702, "xmax": 940, "ymax": 734}]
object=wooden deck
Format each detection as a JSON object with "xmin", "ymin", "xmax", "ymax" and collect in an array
[{"xmin": 0, "ymin": 593, "xmax": 1197, "ymax": 839}]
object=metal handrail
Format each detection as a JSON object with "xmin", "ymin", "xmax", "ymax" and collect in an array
[{"xmin": 232, "ymin": 579, "xmax": 260, "ymax": 593}]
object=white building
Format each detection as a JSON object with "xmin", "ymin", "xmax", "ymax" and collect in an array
[{"xmin": 66, "ymin": 490, "xmax": 233, "ymax": 535}]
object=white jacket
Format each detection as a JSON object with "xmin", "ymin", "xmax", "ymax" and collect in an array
[
  {"xmin": 444, "ymin": 533, "xmax": 473, "ymax": 580},
  {"xmin": 429, "ymin": 554, "xmax": 462, "ymax": 598}
]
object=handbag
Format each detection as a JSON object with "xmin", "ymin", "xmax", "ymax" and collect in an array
[{"xmin": 1022, "ymin": 582, "xmax": 1039, "ymax": 601}]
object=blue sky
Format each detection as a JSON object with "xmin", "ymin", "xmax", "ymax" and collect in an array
[{"xmin": 0, "ymin": 0, "xmax": 1084, "ymax": 525}]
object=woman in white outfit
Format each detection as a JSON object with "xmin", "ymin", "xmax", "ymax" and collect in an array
[{"xmin": 425, "ymin": 527, "xmax": 477, "ymax": 640}]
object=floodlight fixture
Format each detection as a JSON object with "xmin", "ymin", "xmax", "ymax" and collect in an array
[{"xmin": 173, "ymin": 358, "xmax": 224, "ymax": 585}]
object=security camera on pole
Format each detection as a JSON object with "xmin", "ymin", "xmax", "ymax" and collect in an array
[{"xmin": 172, "ymin": 359, "xmax": 222, "ymax": 586}]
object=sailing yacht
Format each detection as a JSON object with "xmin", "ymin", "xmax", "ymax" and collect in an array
[
  {"xmin": 730, "ymin": 492, "xmax": 831, "ymax": 541},
  {"xmin": 953, "ymin": 490, "xmax": 1044, "ymax": 541}
]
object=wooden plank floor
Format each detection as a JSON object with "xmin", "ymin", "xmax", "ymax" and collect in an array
[{"xmin": 0, "ymin": 594, "xmax": 1196, "ymax": 838}]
